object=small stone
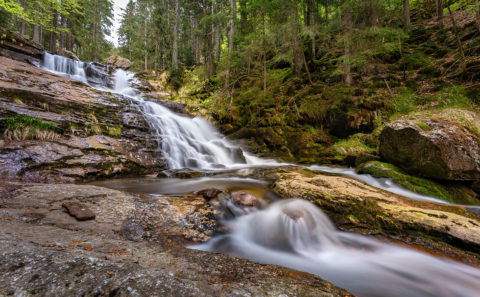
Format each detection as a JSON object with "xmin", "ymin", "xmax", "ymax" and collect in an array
[
  {"xmin": 196, "ymin": 188, "xmax": 222, "ymax": 200},
  {"xmin": 231, "ymin": 191, "xmax": 258, "ymax": 207},
  {"xmin": 62, "ymin": 201, "xmax": 96, "ymax": 221}
]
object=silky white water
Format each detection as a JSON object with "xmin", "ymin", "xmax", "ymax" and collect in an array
[
  {"xmin": 42, "ymin": 52, "xmax": 88, "ymax": 83},
  {"xmin": 195, "ymin": 199, "xmax": 480, "ymax": 297},
  {"xmin": 40, "ymin": 53, "xmax": 480, "ymax": 297}
]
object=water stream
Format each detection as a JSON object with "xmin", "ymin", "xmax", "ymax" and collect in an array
[{"xmin": 40, "ymin": 53, "xmax": 480, "ymax": 297}]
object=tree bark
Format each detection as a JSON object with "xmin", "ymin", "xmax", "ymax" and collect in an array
[
  {"xmin": 370, "ymin": 0, "xmax": 378, "ymax": 27},
  {"xmin": 292, "ymin": 5, "xmax": 303, "ymax": 74},
  {"xmin": 144, "ymin": 17, "xmax": 148, "ymax": 71},
  {"xmin": 436, "ymin": 0, "xmax": 444, "ymax": 28},
  {"xmin": 49, "ymin": 10, "xmax": 58, "ymax": 53},
  {"xmin": 33, "ymin": 3, "xmax": 41, "ymax": 44},
  {"xmin": 475, "ymin": 0, "xmax": 480, "ymax": 31},
  {"xmin": 447, "ymin": 4, "xmax": 466, "ymax": 73},
  {"xmin": 342, "ymin": 0, "xmax": 353, "ymax": 86},
  {"xmin": 172, "ymin": 0, "xmax": 179, "ymax": 69},
  {"xmin": 20, "ymin": 0, "xmax": 27, "ymax": 36},
  {"xmin": 325, "ymin": 3, "xmax": 329, "ymax": 27},
  {"xmin": 239, "ymin": 0, "xmax": 248, "ymax": 35},
  {"xmin": 226, "ymin": 0, "xmax": 236, "ymax": 87},
  {"xmin": 404, "ymin": 0, "xmax": 411, "ymax": 29}
]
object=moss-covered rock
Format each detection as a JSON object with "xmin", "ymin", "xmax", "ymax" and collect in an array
[
  {"xmin": 379, "ymin": 118, "xmax": 480, "ymax": 181},
  {"xmin": 357, "ymin": 161, "xmax": 479, "ymax": 205}
]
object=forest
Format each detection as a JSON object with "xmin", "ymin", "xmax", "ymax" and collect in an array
[{"xmin": 1, "ymin": 0, "xmax": 480, "ymax": 296}]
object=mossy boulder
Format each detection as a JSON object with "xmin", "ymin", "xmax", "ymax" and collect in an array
[
  {"xmin": 357, "ymin": 161, "xmax": 479, "ymax": 205},
  {"xmin": 379, "ymin": 118, "xmax": 480, "ymax": 181}
]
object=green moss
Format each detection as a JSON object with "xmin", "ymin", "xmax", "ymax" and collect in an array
[
  {"xmin": 357, "ymin": 161, "xmax": 479, "ymax": 205},
  {"xmin": 106, "ymin": 126, "xmax": 122, "ymax": 138},
  {"xmin": 416, "ymin": 122, "xmax": 431, "ymax": 131},
  {"xmin": 334, "ymin": 134, "xmax": 376, "ymax": 156}
]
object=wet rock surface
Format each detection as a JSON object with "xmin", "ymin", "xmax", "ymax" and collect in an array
[
  {"xmin": 272, "ymin": 167, "xmax": 480, "ymax": 261},
  {"xmin": 379, "ymin": 118, "xmax": 480, "ymax": 181},
  {"xmin": 0, "ymin": 56, "xmax": 166, "ymax": 182},
  {"xmin": 0, "ymin": 182, "xmax": 350, "ymax": 297},
  {"xmin": 0, "ymin": 27, "xmax": 43, "ymax": 63}
]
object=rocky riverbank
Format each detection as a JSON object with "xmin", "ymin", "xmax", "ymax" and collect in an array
[{"xmin": 0, "ymin": 30, "xmax": 352, "ymax": 296}]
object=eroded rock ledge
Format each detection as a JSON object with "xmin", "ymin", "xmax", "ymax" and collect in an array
[
  {"xmin": 0, "ymin": 55, "xmax": 165, "ymax": 183},
  {"xmin": 0, "ymin": 182, "xmax": 350, "ymax": 297}
]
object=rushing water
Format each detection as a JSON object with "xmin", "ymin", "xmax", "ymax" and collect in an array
[
  {"xmin": 195, "ymin": 199, "xmax": 480, "ymax": 297},
  {"xmin": 40, "ymin": 53, "xmax": 480, "ymax": 297}
]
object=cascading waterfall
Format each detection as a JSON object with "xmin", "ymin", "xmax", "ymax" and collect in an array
[
  {"xmin": 195, "ymin": 199, "xmax": 480, "ymax": 297},
  {"xmin": 112, "ymin": 69, "xmax": 276, "ymax": 170}
]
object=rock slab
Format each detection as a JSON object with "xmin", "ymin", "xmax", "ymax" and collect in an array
[{"xmin": 62, "ymin": 201, "xmax": 96, "ymax": 220}]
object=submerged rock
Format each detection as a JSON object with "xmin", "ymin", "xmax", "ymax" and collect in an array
[
  {"xmin": 379, "ymin": 118, "xmax": 480, "ymax": 181},
  {"xmin": 196, "ymin": 188, "xmax": 223, "ymax": 200},
  {"xmin": 231, "ymin": 191, "xmax": 259, "ymax": 206}
]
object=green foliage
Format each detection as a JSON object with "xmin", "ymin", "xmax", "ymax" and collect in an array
[
  {"xmin": 390, "ymin": 87, "xmax": 416, "ymax": 115},
  {"xmin": 5, "ymin": 114, "xmax": 57, "ymax": 132},
  {"xmin": 0, "ymin": 0, "xmax": 81, "ymax": 32},
  {"xmin": 3, "ymin": 114, "xmax": 59, "ymax": 141}
]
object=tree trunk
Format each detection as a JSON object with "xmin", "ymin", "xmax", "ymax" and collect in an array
[
  {"xmin": 49, "ymin": 10, "xmax": 58, "ymax": 53},
  {"xmin": 325, "ymin": 3, "xmax": 329, "ymax": 27},
  {"xmin": 239, "ymin": 0, "xmax": 248, "ymax": 35},
  {"xmin": 226, "ymin": 0, "xmax": 237, "ymax": 88},
  {"xmin": 436, "ymin": 0, "xmax": 444, "ymax": 28},
  {"xmin": 144, "ymin": 17, "xmax": 148, "ymax": 71},
  {"xmin": 370, "ymin": 0, "xmax": 378, "ymax": 27},
  {"xmin": 475, "ymin": 0, "xmax": 480, "ymax": 31},
  {"xmin": 342, "ymin": 0, "xmax": 352, "ymax": 86},
  {"xmin": 59, "ymin": 14, "xmax": 66, "ymax": 49},
  {"xmin": 404, "ymin": 0, "xmax": 411, "ymax": 29},
  {"xmin": 20, "ymin": 0, "xmax": 27, "ymax": 36},
  {"xmin": 33, "ymin": 3, "xmax": 41, "ymax": 44},
  {"xmin": 447, "ymin": 4, "xmax": 466, "ymax": 73},
  {"xmin": 292, "ymin": 5, "xmax": 303, "ymax": 74},
  {"xmin": 193, "ymin": 16, "xmax": 200, "ymax": 65},
  {"xmin": 172, "ymin": 0, "xmax": 179, "ymax": 69}
]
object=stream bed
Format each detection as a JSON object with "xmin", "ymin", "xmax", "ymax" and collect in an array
[{"xmin": 44, "ymin": 53, "xmax": 480, "ymax": 297}]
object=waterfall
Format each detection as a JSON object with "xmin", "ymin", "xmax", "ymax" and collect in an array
[
  {"xmin": 42, "ymin": 53, "xmax": 111, "ymax": 88},
  {"xmin": 195, "ymin": 199, "xmax": 480, "ymax": 297},
  {"xmin": 42, "ymin": 52, "xmax": 88, "ymax": 83},
  {"xmin": 111, "ymin": 68, "xmax": 276, "ymax": 170}
]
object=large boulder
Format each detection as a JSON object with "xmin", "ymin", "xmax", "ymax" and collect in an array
[
  {"xmin": 104, "ymin": 55, "xmax": 133, "ymax": 70},
  {"xmin": 379, "ymin": 118, "xmax": 480, "ymax": 181}
]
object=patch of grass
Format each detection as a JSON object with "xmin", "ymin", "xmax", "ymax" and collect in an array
[
  {"xmin": 3, "ymin": 114, "xmax": 59, "ymax": 141},
  {"xmin": 390, "ymin": 87, "xmax": 417, "ymax": 115}
]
